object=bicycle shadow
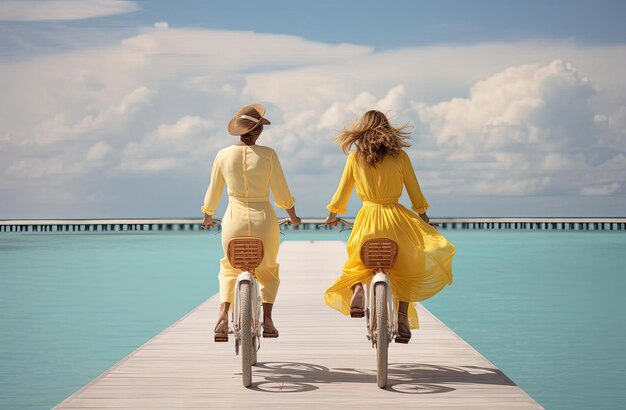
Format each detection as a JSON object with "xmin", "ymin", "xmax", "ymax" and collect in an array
[{"xmin": 250, "ymin": 362, "xmax": 516, "ymax": 393}]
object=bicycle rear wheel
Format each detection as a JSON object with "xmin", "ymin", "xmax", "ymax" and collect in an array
[
  {"xmin": 375, "ymin": 282, "xmax": 388, "ymax": 388},
  {"xmin": 239, "ymin": 281, "xmax": 252, "ymax": 387}
]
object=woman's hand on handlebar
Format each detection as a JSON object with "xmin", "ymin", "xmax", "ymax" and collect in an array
[
  {"xmin": 286, "ymin": 205, "xmax": 302, "ymax": 226},
  {"xmin": 418, "ymin": 212, "xmax": 430, "ymax": 224},
  {"xmin": 288, "ymin": 215, "xmax": 302, "ymax": 226},
  {"xmin": 201, "ymin": 214, "xmax": 218, "ymax": 229},
  {"xmin": 325, "ymin": 212, "xmax": 338, "ymax": 226},
  {"xmin": 419, "ymin": 212, "xmax": 439, "ymax": 228},
  {"xmin": 318, "ymin": 213, "xmax": 352, "ymax": 230}
]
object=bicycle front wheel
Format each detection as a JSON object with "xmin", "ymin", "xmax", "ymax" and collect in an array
[
  {"xmin": 239, "ymin": 281, "xmax": 253, "ymax": 387},
  {"xmin": 375, "ymin": 282, "xmax": 388, "ymax": 388}
]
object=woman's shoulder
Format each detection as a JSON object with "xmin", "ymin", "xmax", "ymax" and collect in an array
[
  {"xmin": 395, "ymin": 150, "xmax": 411, "ymax": 163},
  {"xmin": 217, "ymin": 144, "xmax": 273, "ymax": 154},
  {"xmin": 215, "ymin": 146, "xmax": 234, "ymax": 158},
  {"xmin": 380, "ymin": 150, "xmax": 409, "ymax": 169},
  {"xmin": 252, "ymin": 144, "xmax": 275, "ymax": 152},
  {"xmin": 251, "ymin": 144, "xmax": 277, "ymax": 157}
]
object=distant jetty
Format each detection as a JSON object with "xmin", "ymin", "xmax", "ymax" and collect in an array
[{"xmin": 1, "ymin": 217, "xmax": 625, "ymax": 232}]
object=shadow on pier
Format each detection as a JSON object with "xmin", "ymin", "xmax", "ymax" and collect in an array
[{"xmin": 250, "ymin": 362, "xmax": 515, "ymax": 394}]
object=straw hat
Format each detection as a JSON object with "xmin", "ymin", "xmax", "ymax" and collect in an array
[{"xmin": 227, "ymin": 104, "xmax": 271, "ymax": 136}]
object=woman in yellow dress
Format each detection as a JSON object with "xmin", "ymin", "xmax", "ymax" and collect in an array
[
  {"xmin": 324, "ymin": 110, "xmax": 455, "ymax": 343},
  {"xmin": 201, "ymin": 104, "xmax": 301, "ymax": 342}
]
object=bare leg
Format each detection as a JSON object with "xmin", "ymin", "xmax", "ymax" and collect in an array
[
  {"xmin": 263, "ymin": 302, "xmax": 279, "ymax": 337},
  {"xmin": 214, "ymin": 302, "xmax": 230, "ymax": 341},
  {"xmin": 397, "ymin": 301, "xmax": 411, "ymax": 343},
  {"xmin": 398, "ymin": 301, "xmax": 409, "ymax": 316},
  {"xmin": 215, "ymin": 302, "xmax": 230, "ymax": 328},
  {"xmin": 350, "ymin": 283, "xmax": 365, "ymax": 317}
]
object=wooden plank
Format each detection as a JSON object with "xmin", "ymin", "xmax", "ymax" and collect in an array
[{"xmin": 55, "ymin": 241, "xmax": 542, "ymax": 409}]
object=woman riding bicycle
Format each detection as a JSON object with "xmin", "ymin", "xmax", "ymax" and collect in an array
[
  {"xmin": 324, "ymin": 110, "xmax": 455, "ymax": 343},
  {"xmin": 201, "ymin": 104, "xmax": 301, "ymax": 342}
]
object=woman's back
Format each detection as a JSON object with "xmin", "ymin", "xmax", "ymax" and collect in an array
[
  {"xmin": 217, "ymin": 145, "xmax": 273, "ymax": 200},
  {"xmin": 328, "ymin": 150, "xmax": 429, "ymax": 215},
  {"xmin": 352, "ymin": 151, "xmax": 411, "ymax": 203},
  {"xmin": 207, "ymin": 144, "xmax": 294, "ymax": 209}
]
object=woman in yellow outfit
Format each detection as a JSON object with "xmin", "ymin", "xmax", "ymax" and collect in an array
[
  {"xmin": 324, "ymin": 110, "xmax": 455, "ymax": 343},
  {"xmin": 201, "ymin": 104, "xmax": 301, "ymax": 342}
]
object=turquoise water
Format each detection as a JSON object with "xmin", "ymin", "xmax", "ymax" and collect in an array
[
  {"xmin": 1, "ymin": 230, "xmax": 625, "ymax": 409},
  {"xmin": 0, "ymin": 232, "xmax": 223, "ymax": 410},
  {"xmin": 423, "ymin": 230, "xmax": 626, "ymax": 410}
]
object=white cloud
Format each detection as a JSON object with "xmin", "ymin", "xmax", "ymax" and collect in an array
[
  {"xmin": 155, "ymin": 115, "xmax": 213, "ymax": 140},
  {"xmin": 6, "ymin": 155, "xmax": 86, "ymax": 179},
  {"xmin": 376, "ymin": 85, "xmax": 409, "ymax": 114},
  {"xmin": 406, "ymin": 59, "xmax": 625, "ymax": 196},
  {"xmin": 120, "ymin": 115, "xmax": 215, "ymax": 172},
  {"xmin": 317, "ymin": 92, "xmax": 377, "ymax": 131},
  {"xmin": 1, "ymin": 25, "xmax": 625, "ymax": 217},
  {"xmin": 581, "ymin": 182, "xmax": 621, "ymax": 195},
  {"xmin": 86, "ymin": 141, "xmax": 113, "ymax": 162},
  {"xmin": 34, "ymin": 86, "xmax": 156, "ymax": 144},
  {"xmin": 0, "ymin": 0, "xmax": 139, "ymax": 22},
  {"xmin": 415, "ymin": 60, "xmax": 594, "ymax": 149},
  {"xmin": 119, "ymin": 28, "xmax": 370, "ymax": 69}
]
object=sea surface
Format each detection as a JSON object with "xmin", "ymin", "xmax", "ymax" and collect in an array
[{"xmin": 0, "ymin": 229, "xmax": 625, "ymax": 409}]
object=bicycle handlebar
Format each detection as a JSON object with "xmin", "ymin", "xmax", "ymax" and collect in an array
[
  {"xmin": 201, "ymin": 217, "xmax": 292, "ymax": 230},
  {"xmin": 318, "ymin": 217, "xmax": 354, "ymax": 231}
]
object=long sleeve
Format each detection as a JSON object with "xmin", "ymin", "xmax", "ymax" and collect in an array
[
  {"xmin": 327, "ymin": 154, "xmax": 355, "ymax": 214},
  {"xmin": 270, "ymin": 150, "xmax": 295, "ymax": 209},
  {"xmin": 201, "ymin": 154, "xmax": 225, "ymax": 215},
  {"xmin": 401, "ymin": 151, "xmax": 429, "ymax": 214}
]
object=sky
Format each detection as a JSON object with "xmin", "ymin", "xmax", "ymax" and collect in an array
[{"xmin": 1, "ymin": 0, "xmax": 625, "ymax": 218}]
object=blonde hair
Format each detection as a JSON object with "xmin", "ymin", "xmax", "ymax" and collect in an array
[{"xmin": 336, "ymin": 110, "xmax": 411, "ymax": 166}]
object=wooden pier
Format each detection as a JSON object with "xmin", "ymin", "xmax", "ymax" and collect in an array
[
  {"xmin": 55, "ymin": 241, "xmax": 542, "ymax": 409},
  {"xmin": 1, "ymin": 217, "xmax": 626, "ymax": 233}
]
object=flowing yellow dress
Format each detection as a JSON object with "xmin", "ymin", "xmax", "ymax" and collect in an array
[
  {"xmin": 202, "ymin": 144, "xmax": 295, "ymax": 305},
  {"xmin": 324, "ymin": 151, "xmax": 455, "ymax": 329}
]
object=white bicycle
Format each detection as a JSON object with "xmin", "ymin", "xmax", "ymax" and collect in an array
[
  {"xmin": 211, "ymin": 219, "xmax": 289, "ymax": 387},
  {"xmin": 228, "ymin": 236, "xmax": 264, "ymax": 387},
  {"xmin": 322, "ymin": 218, "xmax": 400, "ymax": 389},
  {"xmin": 360, "ymin": 237, "xmax": 400, "ymax": 388}
]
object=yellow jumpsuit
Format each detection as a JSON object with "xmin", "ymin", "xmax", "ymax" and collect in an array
[
  {"xmin": 202, "ymin": 145, "xmax": 295, "ymax": 305},
  {"xmin": 324, "ymin": 151, "xmax": 455, "ymax": 329}
]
